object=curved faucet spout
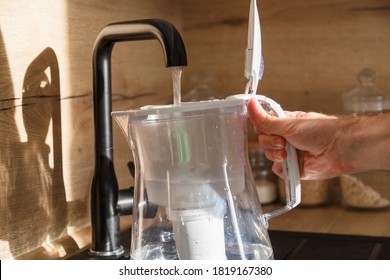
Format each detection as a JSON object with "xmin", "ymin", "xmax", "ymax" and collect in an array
[
  {"xmin": 90, "ymin": 19, "xmax": 187, "ymax": 257},
  {"xmin": 93, "ymin": 19, "xmax": 187, "ymax": 68}
]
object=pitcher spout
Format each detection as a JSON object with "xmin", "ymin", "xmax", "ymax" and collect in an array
[{"xmin": 111, "ymin": 112, "xmax": 130, "ymax": 141}]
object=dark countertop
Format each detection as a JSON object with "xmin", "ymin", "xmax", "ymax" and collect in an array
[
  {"xmin": 69, "ymin": 230, "xmax": 390, "ymax": 260},
  {"xmin": 269, "ymin": 230, "xmax": 390, "ymax": 260}
]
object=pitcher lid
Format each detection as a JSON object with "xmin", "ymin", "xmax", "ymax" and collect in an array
[{"xmin": 111, "ymin": 98, "xmax": 247, "ymax": 121}]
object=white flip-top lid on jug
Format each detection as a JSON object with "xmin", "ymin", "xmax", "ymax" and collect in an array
[{"xmin": 112, "ymin": 98, "xmax": 246, "ymax": 121}]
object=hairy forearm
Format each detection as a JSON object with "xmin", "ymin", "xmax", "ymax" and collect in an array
[
  {"xmin": 336, "ymin": 112, "xmax": 390, "ymax": 174},
  {"xmin": 247, "ymin": 98, "xmax": 389, "ymax": 179}
]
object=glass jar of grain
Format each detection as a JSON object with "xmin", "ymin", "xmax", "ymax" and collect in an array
[
  {"xmin": 340, "ymin": 69, "xmax": 390, "ymax": 209},
  {"xmin": 248, "ymin": 142, "xmax": 278, "ymax": 204},
  {"xmin": 278, "ymin": 178, "xmax": 330, "ymax": 207}
]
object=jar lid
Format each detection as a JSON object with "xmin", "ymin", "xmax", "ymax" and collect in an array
[{"xmin": 342, "ymin": 69, "xmax": 390, "ymax": 113}]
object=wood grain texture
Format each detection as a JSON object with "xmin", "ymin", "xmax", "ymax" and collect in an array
[
  {"xmin": 1, "ymin": 0, "xmax": 390, "ymax": 259},
  {"xmin": 181, "ymin": 0, "xmax": 390, "ymax": 115},
  {"xmin": 0, "ymin": 0, "xmax": 182, "ymax": 259},
  {"xmin": 264, "ymin": 203, "xmax": 390, "ymax": 238}
]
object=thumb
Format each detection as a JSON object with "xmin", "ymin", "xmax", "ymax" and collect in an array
[{"xmin": 248, "ymin": 98, "xmax": 284, "ymax": 135}]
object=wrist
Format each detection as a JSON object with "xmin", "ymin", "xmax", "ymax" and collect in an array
[{"xmin": 336, "ymin": 113, "xmax": 390, "ymax": 174}]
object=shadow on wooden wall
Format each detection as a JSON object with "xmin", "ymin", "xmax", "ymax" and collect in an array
[{"xmin": 0, "ymin": 40, "xmax": 78, "ymax": 258}]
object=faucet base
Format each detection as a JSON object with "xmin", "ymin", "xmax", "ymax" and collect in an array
[
  {"xmin": 69, "ymin": 227, "xmax": 131, "ymax": 260},
  {"xmin": 89, "ymin": 246, "xmax": 124, "ymax": 257}
]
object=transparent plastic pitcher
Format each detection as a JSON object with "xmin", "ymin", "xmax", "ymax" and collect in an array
[{"xmin": 112, "ymin": 96, "xmax": 300, "ymax": 260}]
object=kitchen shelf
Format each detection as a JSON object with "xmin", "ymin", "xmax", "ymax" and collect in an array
[{"xmin": 263, "ymin": 203, "xmax": 390, "ymax": 238}]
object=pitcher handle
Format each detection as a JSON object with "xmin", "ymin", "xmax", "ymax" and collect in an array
[{"xmin": 227, "ymin": 94, "xmax": 301, "ymax": 221}]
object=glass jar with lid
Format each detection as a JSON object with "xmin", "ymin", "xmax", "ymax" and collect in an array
[
  {"xmin": 182, "ymin": 73, "xmax": 223, "ymax": 102},
  {"xmin": 340, "ymin": 69, "xmax": 390, "ymax": 209},
  {"xmin": 342, "ymin": 68, "xmax": 390, "ymax": 114},
  {"xmin": 278, "ymin": 178, "xmax": 330, "ymax": 207},
  {"xmin": 248, "ymin": 142, "xmax": 278, "ymax": 204}
]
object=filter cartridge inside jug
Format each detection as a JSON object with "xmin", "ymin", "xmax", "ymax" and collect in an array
[{"xmin": 170, "ymin": 202, "xmax": 226, "ymax": 260}]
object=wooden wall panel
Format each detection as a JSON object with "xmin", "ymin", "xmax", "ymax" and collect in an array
[
  {"xmin": 181, "ymin": 0, "xmax": 390, "ymax": 116},
  {"xmin": 0, "ymin": 0, "xmax": 182, "ymax": 259},
  {"xmin": 1, "ymin": 0, "xmax": 390, "ymax": 259}
]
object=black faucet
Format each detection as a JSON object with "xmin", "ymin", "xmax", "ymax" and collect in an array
[{"xmin": 90, "ymin": 19, "xmax": 187, "ymax": 257}]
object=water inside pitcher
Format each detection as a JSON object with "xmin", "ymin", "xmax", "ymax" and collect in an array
[{"xmin": 112, "ymin": 97, "xmax": 298, "ymax": 260}]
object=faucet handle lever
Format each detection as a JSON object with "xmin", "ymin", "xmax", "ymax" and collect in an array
[
  {"xmin": 119, "ymin": 161, "xmax": 158, "ymax": 218},
  {"xmin": 127, "ymin": 161, "xmax": 135, "ymax": 178}
]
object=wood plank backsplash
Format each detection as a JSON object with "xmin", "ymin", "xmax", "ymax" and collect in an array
[
  {"xmin": 181, "ymin": 0, "xmax": 390, "ymax": 115},
  {"xmin": 1, "ymin": 0, "xmax": 389, "ymax": 259},
  {"xmin": 0, "ymin": 0, "xmax": 182, "ymax": 259}
]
